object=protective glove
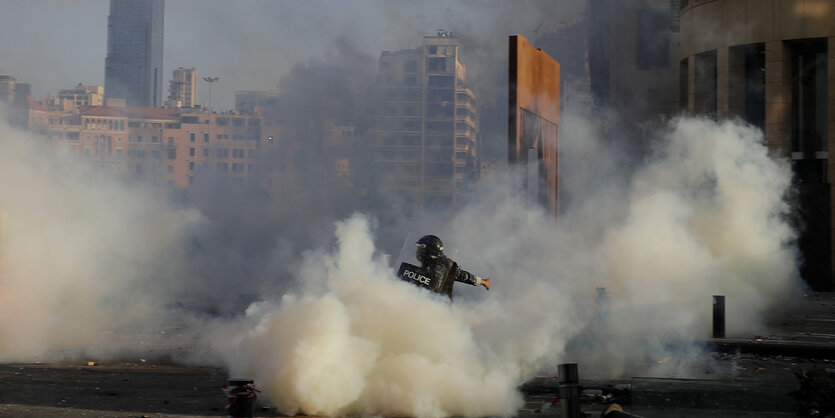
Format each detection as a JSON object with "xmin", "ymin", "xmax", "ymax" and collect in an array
[{"xmin": 476, "ymin": 276, "xmax": 491, "ymax": 290}]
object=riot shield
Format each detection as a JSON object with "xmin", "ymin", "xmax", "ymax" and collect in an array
[{"xmin": 394, "ymin": 233, "xmax": 459, "ymax": 294}]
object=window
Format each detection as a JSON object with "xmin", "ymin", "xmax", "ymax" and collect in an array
[
  {"xmin": 203, "ymin": 147, "xmax": 209, "ymax": 157},
  {"xmin": 791, "ymin": 39, "xmax": 828, "ymax": 155},
  {"xmin": 168, "ymin": 137, "xmax": 174, "ymax": 145},
  {"xmin": 204, "ymin": 133, "xmax": 209, "ymax": 142},
  {"xmin": 694, "ymin": 50, "xmax": 717, "ymax": 119},
  {"xmin": 189, "ymin": 161, "xmax": 195, "ymax": 171},
  {"xmin": 428, "ymin": 76, "xmax": 454, "ymax": 88},
  {"xmin": 136, "ymin": 135, "xmax": 143, "ymax": 142},
  {"xmin": 189, "ymin": 132, "xmax": 196, "ymax": 142},
  {"xmin": 167, "ymin": 165, "xmax": 173, "ymax": 174},
  {"xmin": 402, "ymin": 121, "xmax": 420, "ymax": 130},
  {"xmin": 233, "ymin": 118, "xmax": 244, "ymax": 126},
  {"xmin": 428, "ymin": 45, "xmax": 437, "ymax": 55},
  {"xmin": 152, "ymin": 136, "xmax": 159, "ymax": 143},
  {"xmin": 168, "ymin": 150, "xmax": 176, "ymax": 160},
  {"xmin": 404, "ymin": 60, "xmax": 417, "ymax": 73},
  {"xmin": 427, "ymin": 57, "xmax": 446, "ymax": 72},
  {"xmin": 248, "ymin": 149, "xmax": 255, "ymax": 159},
  {"xmin": 189, "ymin": 147, "xmax": 196, "ymax": 157},
  {"xmin": 401, "ymin": 90, "xmax": 419, "ymax": 102}
]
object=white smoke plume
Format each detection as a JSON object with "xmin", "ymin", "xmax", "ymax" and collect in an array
[
  {"xmin": 0, "ymin": 115, "xmax": 207, "ymax": 360},
  {"xmin": 209, "ymin": 114, "xmax": 802, "ymax": 415},
  {"xmin": 0, "ymin": 102, "xmax": 802, "ymax": 416}
]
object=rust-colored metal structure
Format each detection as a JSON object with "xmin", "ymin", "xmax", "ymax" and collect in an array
[{"xmin": 509, "ymin": 35, "xmax": 561, "ymax": 217}]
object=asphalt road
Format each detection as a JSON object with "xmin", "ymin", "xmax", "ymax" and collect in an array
[{"xmin": 0, "ymin": 292, "xmax": 833, "ymax": 417}]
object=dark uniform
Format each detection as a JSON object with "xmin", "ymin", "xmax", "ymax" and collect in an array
[
  {"xmin": 423, "ymin": 255, "xmax": 479, "ymax": 300},
  {"xmin": 415, "ymin": 235, "xmax": 482, "ymax": 300}
]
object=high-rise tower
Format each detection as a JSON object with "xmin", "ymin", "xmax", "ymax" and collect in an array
[
  {"xmin": 369, "ymin": 31, "xmax": 478, "ymax": 208},
  {"xmin": 167, "ymin": 67, "xmax": 198, "ymax": 108},
  {"xmin": 104, "ymin": 0, "xmax": 164, "ymax": 108}
]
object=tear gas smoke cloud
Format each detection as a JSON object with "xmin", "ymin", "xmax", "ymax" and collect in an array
[
  {"xmin": 0, "ymin": 97, "xmax": 802, "ymax": 415},
  {"xmin": 0, "ymin": 114, "xmax": 206, "ymax": 360},
  {"xmin": 204, "ymin": 113, "xmax": 802, "ymax": 415}
]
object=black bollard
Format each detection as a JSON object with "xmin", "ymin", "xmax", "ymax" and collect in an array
[
  {"xmin": 559, "ymin": 363, "xmax": 581, "ymax": 418},
  {"xmin": 224, "ymin": 379, "xmax": 257, "ymax": 418},
  {"xmin": 595, "ymin": 287, "xmax": 609, "ymax": 328},
  {"xmin": 713, "ymin": 295, "xmax": 725, "ymax": 338}
]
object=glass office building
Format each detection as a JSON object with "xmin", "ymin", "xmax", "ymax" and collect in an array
[{"xmin": 104, "ymin": 0, "xmax": 164, "ymax": 108}]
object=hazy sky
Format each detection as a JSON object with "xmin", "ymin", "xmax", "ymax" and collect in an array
[{"xmin": 0, "ymin": 0, "xmax": 583, "ymax": 109}]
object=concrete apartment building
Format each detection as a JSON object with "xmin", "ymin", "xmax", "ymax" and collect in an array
[
  {"xmin": 368, "ymin": 30, "xmax": 479, "ymax": 207},
  {"xmin": 0, "ymin": 74, "xmax": 17, "ymax": 104},
  {"xmin": 679, "ymin": 0, "xmax": 835, "ymax": 290},
  {"xmin": 104, "ymin": 0, "xmax": 165, "ymax": 108},
  {"xmin": 57, "ymin": 84, "xmax": 104, "ymax": 109},
  {"xmin": 171, "ymin": 112, "xmax": 261, "ymax": 188},
  {"xmin": 25, "ymin": 106, "xmax": 262, "ymax": 189},
  {"xmin": 166, "ymin": 67, "xmax": 198, "ymax": 108}
]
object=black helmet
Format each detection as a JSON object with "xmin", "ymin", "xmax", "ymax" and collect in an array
[{"xmin": 416, "ymin": 235, "xmax": 444, "ymax": 264}]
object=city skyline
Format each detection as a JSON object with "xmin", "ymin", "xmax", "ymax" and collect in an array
[{"xmin": 0, "ymin": 1, "xmax": 583, "ymax": 110}]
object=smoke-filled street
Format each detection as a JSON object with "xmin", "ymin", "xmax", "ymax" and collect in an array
[
  {"xmin": 0, "ymin": 109, "xmax": 819, "ymax": 416},
  {"xmin": 0, "ymin": 292, "xmax": 832, "ymax": 417},
  {"xmin": 2, "ymin": 0, "xmax": 835, "ymax": 416}
]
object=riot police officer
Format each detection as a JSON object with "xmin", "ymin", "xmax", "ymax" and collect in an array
[{"xmin": 415, "ymin": 234, "xmax": 490, "ymax": 299}]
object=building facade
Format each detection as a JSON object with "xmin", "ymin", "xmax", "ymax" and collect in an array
[
  {"xmin": 167, "ymin": 67, "xmax": 198, "ymax": 108},
  {"xmin": 26, "ymin": 106, "xmax": 262, "ymax": 189},
  {"xmin": 235, "ymin": 90, "xmax": 280, "ymax": 115},
  {"xmin": 680, "ymin": 0, "xmax": 835, "ymax": 290},
  {"xmin": 0, "ymin": 74, "xmax": 16, "ymax": 104},
  {"xmin": 58, "ymin": 84, "xmax": 104, "ymax": 109},
  {"xmin": 104, "ymin": 0, "xmax": 164, "ymax": 108},
  {"xmin": 368, "ymin": 31, "xmax": 479, "ymax": 208},
  {"xmin": 588, "ymin": 0, "xmax": 681, "ymax": 141}
]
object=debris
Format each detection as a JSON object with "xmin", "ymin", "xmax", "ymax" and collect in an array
[{"xmin": 533, "ymin": 395, "xmax": 560, "ymax": 413}]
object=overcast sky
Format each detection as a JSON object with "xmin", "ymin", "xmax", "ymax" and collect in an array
[{"xmin": 0, "ymin": 0, "xmax": 583, "ymax": 110}]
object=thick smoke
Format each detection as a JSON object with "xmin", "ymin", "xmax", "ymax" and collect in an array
[
  {"xmin": 0, "ymin": 114, "xmax": 206, "ymax": 359},
  {"xmin": 0, "ymin": 2, "xmax": 804, "ymax": 414},
  {"xmin": 199, "ymin": 112, "xmax": 802, "ymax": 415}
]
